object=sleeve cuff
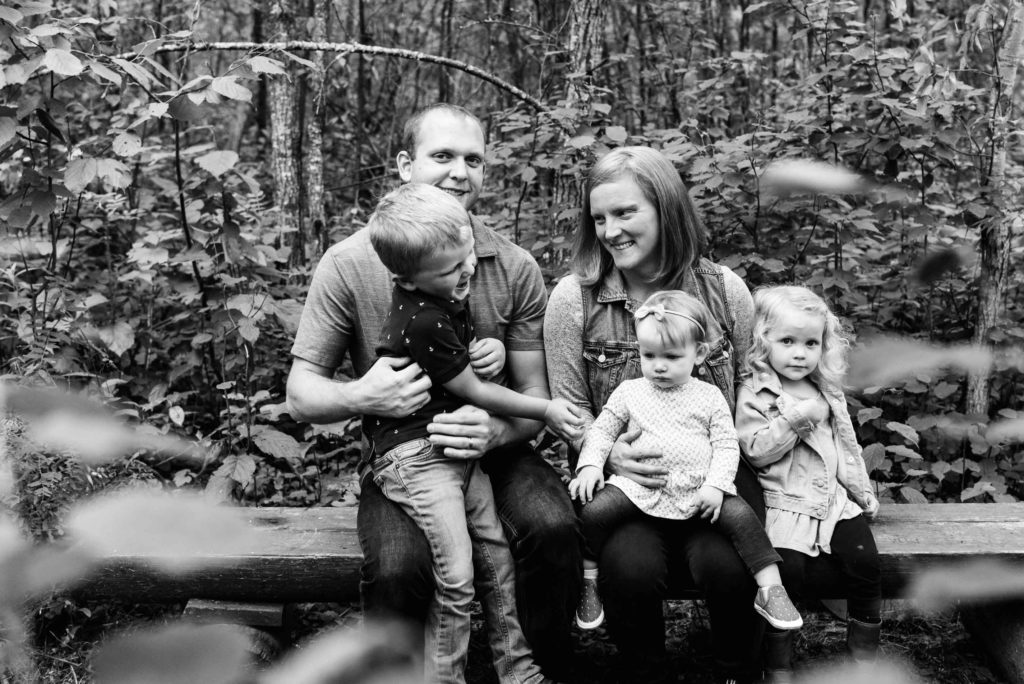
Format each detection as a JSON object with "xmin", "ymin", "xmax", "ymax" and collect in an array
[{"xmin": 780, "ymin": 403, "xmax": 815, "ymax": 436}]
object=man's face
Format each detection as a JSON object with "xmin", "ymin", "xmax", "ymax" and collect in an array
[{"xmin": 397, "ymin": 110, "xmax": 486, "ymax": 210}]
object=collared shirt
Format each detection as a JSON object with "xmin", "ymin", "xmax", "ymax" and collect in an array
[
  {"xmin": 292, "ymin": 215, "xmax": 547, "ymax": 460},
  {"xmin": 364, "ymin": 286, "xmax": 475, "ymax": 455},
  {"xmin": 544, "ymin": 261, "xmax": 754, "ymax": 465},
  {"xmin": 735, "ymin": 367, "xmax": 877, "ymax": 551}
]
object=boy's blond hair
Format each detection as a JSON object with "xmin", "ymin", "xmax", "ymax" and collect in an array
[{"xmin": 368, "ymin": 183, "xmax": 471, "ymax": 277}]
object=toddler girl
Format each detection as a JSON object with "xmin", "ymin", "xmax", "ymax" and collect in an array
[
  {"xmin": 735, "ymin": 285, "xmax": 881, "ymax": 683},
  {"xmin": 569, "ymin": 290, "xmax": 802, "ymax": 633}
]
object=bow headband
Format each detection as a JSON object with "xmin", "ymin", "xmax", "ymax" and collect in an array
[{"xmin": 635, "ymin": 304, "xmax": 706, "ymax": 337}]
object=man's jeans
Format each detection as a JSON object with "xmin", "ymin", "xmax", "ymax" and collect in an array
[
  {"xmin": 359, "ymin": 444, "xmax": 582, "ymax": 681},
  {"xmin": 370, "ymin": 439, "xmax": 543, "ymax": 684}
]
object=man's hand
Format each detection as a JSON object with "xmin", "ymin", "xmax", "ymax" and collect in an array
[
  {"xmin": 696, "ymin": 484, "xmax": 724, "ymax": 523},
  {"xmin": 469, "ymin": 337, "xmax": 506, "ymax": 380},
  {"xmin": 544, "ymin": 398, "xmax": 585, "ymax": 442},
  {"xmin": 568, "ymin": 465, "xmax": 604, "ymax": 504},
  {"xmin": 426, "ymin": 405, "xmax": 494, "ymax": 459},
  {"xmin": 607, "ymin": 429, "xmax": 667, "ymax": 489},
  {"xmin": 356, "ymin": 356, "xmax": 432, "ymax": 417}
]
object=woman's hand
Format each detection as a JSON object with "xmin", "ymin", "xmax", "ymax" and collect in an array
[
  {"xmin": 469, "ymin": 337, "xmax": 506, "ymax": 379},
  {"xmin": 426, "ymin": 405, "xmax": 494, "ymax": 459},
  {"xmin": 544, "ymin": 398, "xmax": 585, "ymax": 442},
  {"xmin": 607, "ymin": 428, "xmax": 667, "ymax": 489},
  {"xmin": 568, "ymin": 465, "xmax": 604, "ymax": 504},
  {"xmin": 696, "ymin": 484, "xmax": 724, "ymax": 523}
]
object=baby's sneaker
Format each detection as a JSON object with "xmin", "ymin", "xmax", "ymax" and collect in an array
[
  {"xmin": 754, "ymin": 585, "xmax": 803, "ymax": 631},
  {"xmin": 575, "ymin": 576, "xmax": 604, "ymax": 629}
]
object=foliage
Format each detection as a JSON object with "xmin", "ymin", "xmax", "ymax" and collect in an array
[{"xmin": 0, "ymin": 0, "xmax": 1022, "ymax": 543}]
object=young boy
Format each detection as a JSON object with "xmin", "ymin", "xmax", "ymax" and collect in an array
[{"xmin": 364, "ymin": 182, "xmax": 582, "ymax": 684}]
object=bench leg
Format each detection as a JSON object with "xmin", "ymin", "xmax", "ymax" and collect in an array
[
  {"xmin": 960, "ymin": 600, "xmax": 1024, "ymax": 684},
  {"xmin": 183, "ymin": 599, "xmax": 286, "ymax": 664}
]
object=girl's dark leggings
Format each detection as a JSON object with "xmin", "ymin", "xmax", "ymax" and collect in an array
[{"xmin": 776, "ymin": 513, "xmax": 882, "ymax": 623}]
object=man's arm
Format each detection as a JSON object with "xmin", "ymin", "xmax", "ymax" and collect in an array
[
  {"xmin": 427, "ymin": 348, "xmax": 549, "ymax": 459},
  {"xmin": 286, "ymin": 356, "xmax": 432, "ymax": 424}
]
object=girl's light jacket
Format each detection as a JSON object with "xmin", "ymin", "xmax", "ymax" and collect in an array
[{"xmin": 734, "ymin": 367, "xmax": 877, "ymax": 519}]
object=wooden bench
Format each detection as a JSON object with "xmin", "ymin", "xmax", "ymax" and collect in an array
[{"xmin": 75, "ymin": 503, "xmax": 1024, "ymax": 679}]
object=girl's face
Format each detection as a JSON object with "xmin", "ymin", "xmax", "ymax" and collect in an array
[
  {"xmin": 766, "ymin": 305, "xmax": 825, "ymax": 384},
  {"xmin": 636, "ymin": 318, "xmax": 707, "ymax": 389},
  {"xmin": 589, "ymin": 176, "xmax": 661, "ymax": 280}
]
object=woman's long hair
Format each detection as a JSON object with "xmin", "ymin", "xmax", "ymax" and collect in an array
[{"xmin": 572, "ymin": 146, "xmax": 708, "ymax": 288}]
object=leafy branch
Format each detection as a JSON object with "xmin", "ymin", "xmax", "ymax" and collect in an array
[{"xmin": 115, "ymin": 40, "xmax": 547, "ymax": 113}]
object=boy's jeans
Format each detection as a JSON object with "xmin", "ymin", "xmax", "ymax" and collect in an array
[{"xmin": 371, "ymin": 438, "xmax": 543, "ymax": 684}]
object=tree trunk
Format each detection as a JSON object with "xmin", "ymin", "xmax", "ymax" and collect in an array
[
  {"xmin": 966, "ymin": 0, "xmax": 1024, "ymax": 415},
  {"xmin": 266, "ymin": 0, "xmax": 303, "ymax": 267},
  {"xmin": 304, "ymin": 0, "xmax": 329, "ymax": 260}
]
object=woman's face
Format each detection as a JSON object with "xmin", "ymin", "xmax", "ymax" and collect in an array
[{"xmin": 589, "ymin": 176, "xmax": 661, "ymax": 280}]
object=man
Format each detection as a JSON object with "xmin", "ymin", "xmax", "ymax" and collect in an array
[{"xmin": 287, "ymin": 103, "xmax": 581, "ymax": 681}]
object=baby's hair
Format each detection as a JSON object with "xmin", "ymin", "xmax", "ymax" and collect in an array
[
  {"xmin": 745, "ymin": 285, "xmax": 850, "ymax": 387},
  {"xmin": 367, "ymin": 183, "xmax": 470, "ymax": 278},
  {"xmin": 634, "ymin": 290, "xmax": 710, "ymax": 349}
]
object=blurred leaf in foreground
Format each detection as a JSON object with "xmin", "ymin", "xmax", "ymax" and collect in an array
[
  {"xmin": 261, "ymin": 620, "xmax": 422, "ymax": 684},
  {"xmin": 3, "ymin": 384, "xmax": 205, "ymax": 465},
  {"xmin": 847, "ymin": 338, "xmax": 992, "ymax": 391},
  {"xmin": 793, "ymin": 659, "xmax": 916, "ymax": 684},
  {"xmin": 65, "ymin": 488, "xmax": 263, "ymax": 573},
  {"xmin": 92, "ymin": 622, "xmax": 251, "ymax": 684},
  {"xmin": 908, "ymin": 559, "xmax": 1024, "ymax": 612}
]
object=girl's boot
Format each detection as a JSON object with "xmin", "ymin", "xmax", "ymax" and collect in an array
[
  {"xmin": 846, "ymin": 617, "xmax": 881, "ymax": 663},
  {"xmin": 763, "ymin": 629, "xmax": 794, "ymax": 684}
]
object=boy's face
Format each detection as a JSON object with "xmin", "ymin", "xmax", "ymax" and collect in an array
[
  {"xmin": 400, "ymin": 226, "xmax": 477, "ymax": 300},
  {"xmin": 397, "ymin": 110, "xmax": 486, "ymax": 210}
]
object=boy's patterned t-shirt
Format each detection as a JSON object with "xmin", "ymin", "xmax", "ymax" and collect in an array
[{"xmin": 364, "ymin": 285, "xmax": 474, "ymax": 455}]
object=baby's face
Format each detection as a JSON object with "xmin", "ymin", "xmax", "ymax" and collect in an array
[
  {"xmin": 636, "ymin": 319, "xmax": 706, "ymax": 390},
  {"xmin": 766, "ymin": 305, "xmax": 825, "ymax": 383}
]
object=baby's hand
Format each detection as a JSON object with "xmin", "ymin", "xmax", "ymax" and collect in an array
[
  {"xmin": 469, "ymin": 337, "xmax": 506, "ymax": 379},
  {"xmin": 545, "ymin": 398, "xmax": 585, "ymax": 442},
  {"xmin": 568, "ymin": 465, "xmax": 604, "ymax": 504},
  {"xmin": 696, "ymin": 484, "xmax": 724, "ymax": 523}
]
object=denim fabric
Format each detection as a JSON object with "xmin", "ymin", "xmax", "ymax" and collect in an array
[
  {"xmin": 775, "ymin": 514, "xmax": 881, "ymax": 623},
  {"xmin": 358, "ymin": 444, "xmax": 580, "ymax": 682},
  {"xmin": 599, "ymin": 466, "xmax": 765, "ymax": 682},
  {"xmin": 369, "ymin": 439, "xmax": 543, "ymax": 684},
  {"xmin": 578, "ymin": 259, "xmax": 739, "ymax": 423},
  {"xmin": 598, "ymin": 464, "xmax": 767, "ymax": 682},
  {"xmin": 736, "ymin": 368, "xmax": 877, "ymax": 518}
]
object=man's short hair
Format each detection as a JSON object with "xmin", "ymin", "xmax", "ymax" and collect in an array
[
  {"xmin": 368, "ymin": 183, "xmax": 471, "ymax": 278},
  {"xmin": 401, "ymin": 103, "xmax": 484, "ymax": 156}
]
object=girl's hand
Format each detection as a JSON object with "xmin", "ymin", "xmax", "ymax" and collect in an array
[
  {"xmin": 796, "ymin": 396, "xmax": 829, "ymax": 424},
  {"xmin": 863, "ymin": 492, "xmax": 880, "ymax": 519},
  {"xmin": 469, "ymin": 337, "xmax": 506, "ymax": 379},
  {"xmin": 545, "ymin": 398, "xmax": 585, "ymax": 442},
  {"xmin": 569, "ymin": 465, "xmax": 604, "ymax": 503},
  {"xmin": 696, "ymin": 484, "xmax": 724, "ymax": 523}
]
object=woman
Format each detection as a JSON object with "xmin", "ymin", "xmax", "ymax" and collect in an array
[{"xmin": 545, "ymin": 146, "xmax": 765, "ymax": 684}]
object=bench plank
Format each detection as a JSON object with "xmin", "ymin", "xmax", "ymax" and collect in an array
[{"xmin": 75, "ymin": 503, "xmax": 1024, "ymax": 603}]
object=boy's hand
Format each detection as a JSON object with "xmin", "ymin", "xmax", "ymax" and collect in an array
[
  {"xmin": 696, "ymin": 484, "xmax": 724, "ymax": 523},
  {"xmin": 544, "ymin": 398, "xmax": 585, "ymax": 442},
  {"xmin": 568, "ymin": 465, "xmax": 604, "ymax": 504},
  {"xmin": 469, "ymin": 337, "xmax": 506, "ymax": 379}
]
